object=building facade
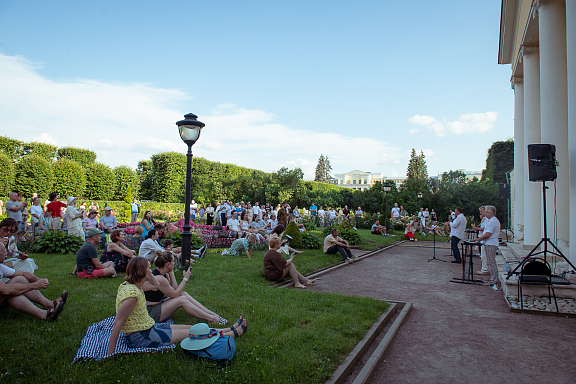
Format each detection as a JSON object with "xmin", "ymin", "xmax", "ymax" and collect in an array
[{"xmin": 498, "ymin": 0, "xmax": 575, "ymax": 262}]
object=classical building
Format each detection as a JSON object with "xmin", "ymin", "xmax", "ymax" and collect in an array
[{"xmin": 498, "ymin": 0, "xmax": 575, "ymax": 262}]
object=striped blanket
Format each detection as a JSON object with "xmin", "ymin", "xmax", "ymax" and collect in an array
[{"xmin": 73, "ymin": 316, "xmax": 175, "ymax": 363}]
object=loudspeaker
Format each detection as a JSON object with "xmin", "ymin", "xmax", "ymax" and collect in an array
[
  {"xmin": 528, "ymin": 144, "xmax": 557, "ymax": 182},
  {"xmin": 498, "ymin": 183, "xmax": 510, "ymax": 199}
]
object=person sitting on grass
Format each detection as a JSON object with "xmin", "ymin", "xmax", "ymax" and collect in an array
[
  {"xmin": 101, "ymin": 229, "xmax": 136, "ymax": 272},
  {"xmin": 140, "ymin": 210, "xmax": 155, "ymax": 237},
  {"xmin": 139, "ymin": 229, "xmax": 165, "ymax": 263},
  {"xmin": 108, "ymin": 257, "xmax": 247, "ymax": 356},
  {"xmin": 0, "ymin": 242, "xmax": 68, "ymax": 321},
  {"xmin": 142, "ymin": 252, "xmax": 228, "ymax": 325},
  {"xmin": 75, "ymin": 228, "xmax": 117, "ymax": 278},
  {"xmin": 125, "ymin": 225, "xmax": 144, "ymax": 250},
  {"xmin": 221, "ymin": 234, "xmax": 258, "ymax": 258},
  {"xmin": 404, "ymin": 221, "xmax": 417, "ymax": 241},
  {"xmin": 263, "ymin": 237, "xmax": 316, "ymax": 289},
  {"xmin": 260, "ymin": 213, "xmax": 273, "ymax": 235},
  {"xmin": 371, "ymin": 220, "xmax": 388, "ymax": 237},
  {"xmin": 267, "ymin": 225, "xmax": 304, "ymax": 255},
  {"xmin": 423, "ymin": 221, "xmax": 446, "ymax": 236},
  {"xmin": 323, "ymin": 228, "xmax": 356, "ymax": 263},
  {"xmin": 240, "ymin": 211, "xmax": 265, "ymax": 242},
  {"xmin": 0, "ymin": 218, "xmax": 38, "ymax": 277}
]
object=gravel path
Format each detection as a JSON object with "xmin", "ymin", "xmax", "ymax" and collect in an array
[{"xmin": 309, "ymin": 242, "xmax": 576, "ymax": 384}]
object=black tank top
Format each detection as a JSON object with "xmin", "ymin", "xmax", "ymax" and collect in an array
[{"xmin": 143, "ymin": 269, "xmax": 166, "ymax": 303}]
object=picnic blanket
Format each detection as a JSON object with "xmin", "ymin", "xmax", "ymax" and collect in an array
[{"xmin": 73, "ymin": 316, "xmax": 176, "ymax": 364}]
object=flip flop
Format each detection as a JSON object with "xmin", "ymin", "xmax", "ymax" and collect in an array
[
  {"xmin": 45, "ymin": 300, "xmax": 65, "ymax": 321},
  {"xmin": 60, "ymin": 290, "xmax": 69, "ymax": 306},
  {"xmin": 294, "ymin": 284, "xmax": 307, "ymax": 289},
  {"xmin": 216, "ymin": 316, "xmax": 228, "ymax": 326},
  {"xmin": 306, "ymin": 279, "xmax": 317, "ymax": 286}
]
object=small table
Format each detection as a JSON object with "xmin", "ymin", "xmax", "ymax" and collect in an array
[{"xmin": 450, "ymin": 240, "xmax": 484, "ymax": 285}]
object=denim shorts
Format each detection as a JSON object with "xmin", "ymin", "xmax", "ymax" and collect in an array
[{"xmin": 125, "ymin": 323, "xmax": 172, "ymax": 349}]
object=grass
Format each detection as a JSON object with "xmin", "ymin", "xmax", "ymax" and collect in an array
[{"xmin": 1, "ymin": 230, "xmax": 394, "ymax": 384}]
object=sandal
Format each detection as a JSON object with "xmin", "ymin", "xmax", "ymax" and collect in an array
[
  {"xmin": 45, "ymin": 300, "xmax": 65, "ymax": 321},
  {"xmin": 294, "ymin": 284, "xmax": 307, "ymax": 289},
  {"xmin": 306, "ymin": 279, "xmax": 317, "ymax": 286},
  {"xmin": 216, "ymin": 316, "xmax": 228, "ymax": 326},
  {"xmin": 228, "ymin": 316, "xmax": 243, "ymax": 331},
  {"xmin": 231, "ymin": 320, "xmax": 248, "ymax": 337}
]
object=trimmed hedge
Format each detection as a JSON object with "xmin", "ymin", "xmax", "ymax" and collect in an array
[
  {"xmin": 84, "ymin": 162, "xmax": 115, "ymax": 201},
  {"xmin": 16, "ymin": 154, "xmax": 54, "ymax": 199},
  {"xmin": 0, "ymin": 152, "xmax": 14, "ymax": 197},
  {"xmin": 57, "ymin": 146, "xmax": 97, "ymax": 167},
  {"xmin": 22, "ymin": 142, "xmax": 58, "ymax": 161},
  {"xmin": 151, "ymin": 152, "xmax": 186, "ymax": 203},
  {"xmin": 0, "ymin": 136, "xmax": 24, "ymax": 159},
  {"xmin": 283, "ymin": 220, "xmax": 302, "ymax": 248},
  {"xmin": 52, "ymin": 158, "xmax": 86, "ymax": 198},
  {"xmin": 113, "ymin": 165, "xmax": 139, "ymax": 200}
]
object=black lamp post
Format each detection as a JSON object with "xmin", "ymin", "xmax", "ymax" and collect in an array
[
  {"xmin": 417, "ymin": 191, "xmax": 423, "ymax": 213},
  {"xmin": 383, "ymin": 182, "xmax": 391, "ymax": 231},
  {"xmin": 176, "ymin": 113, "xmax": 205, "ymax": 269}
]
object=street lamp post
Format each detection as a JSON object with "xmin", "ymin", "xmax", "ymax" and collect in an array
[
  {"xmin": 417, "ymin": 191, "xmax": 423, "ymax": 213},
  {"xmin": 383, "ymin": 182, "xmax": 391, "ymax": 232},
  {"xmin": 176, "ymin": 113, "xmax": 205, "ymax": 269}
]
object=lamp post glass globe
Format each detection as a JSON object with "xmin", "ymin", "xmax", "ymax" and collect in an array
[
  {"xmin": 383, "ymin": 182, "xmax": 391, "ymax": 193},
  {"xmin": 176, "ymin": 113, "xmax": 205, "ymax": 145}
]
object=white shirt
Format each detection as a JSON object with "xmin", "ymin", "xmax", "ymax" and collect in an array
[
  {"xmin": 449, "ymin": 213, "xmax": 467, "ymax": 239},
  {"xmin": 269, "ymin": 219, "xmax": 278, "ymax": 229},
  {"xmin": 0, "ymin": 264, "xmax": 15, "ymax": 280},
  {"xmin": 253, "ymin": 206, "xmax": 260, "ymax": 215},
  {"xmin": 30, "ymin": 205, "xmax": 44, "ymax": 219},
  {"xmin": 225, "ymin": 203, "xmax": 232, "ymax": 217},
  {"xmin": 318, "ymin": 209, "xmax": 325, "ymax": 217},
  {"xmin": 293, "ymin": 208, "xmax": 299, "ymax": 217},
  {"xmin": 482, "ymin": 217, "xmax": 501, "ymax": 246},
  {"xmin": 227, "ymin": 218, "xmax": 240, "ymax": 232},
  {"xmin": 138, "ymin": 238, "xmax": 164, "ymax": 262},
  {"xmin": 423, "ymin": 210, "xmax": 429, "ymax": 218},
  {"xmin": 391, "ymin": 207, "xmax": 400, "ymax": 218}
]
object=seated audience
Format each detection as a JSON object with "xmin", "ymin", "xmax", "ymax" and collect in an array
[
  {"xmin": 0, "ymin": 219, "xmax": 38, "ymax": 278},
  {"xmin": 99, "ymin": 206, "xmax": 118, "ymax": 247},
  {"xmin": 404, "ymin": 221, "xmax": 417, "ymax": 241},
  {"xmin": 269, "ymin": 214, "xmax": 278, "ymax": 231},
  {"xmin": 83, "ymin": 210, "xmax": 99, "ymax": 231},
  {"xmin": 222, "ymin": 234, "xmax": 257, "ymax": 258},
  {"xmin": 263, "ymin": 237, "xmax": 315, "ymax": 289},
  {"xmin": 108, "ymin": 257, "xmax": 246, "ymax": 356},
  {"xmin": 323, "ymin": 228, "xmax": 355, "ymax": 263},
  {"xmin": 260, "ymin": 213, "xmax": 273, "ymax": 235},
  {"xmin": 423, "ymin": 221, "xmax": 446, "ymax": 236},
  {"xmin": 371, "ymin": 220, "xmax": 388, "ymax": 236},
  {"xmin": 125, "ymin": 225, "xmax": 145, "ymax": 250},
  {"xmin": 139, "ymin": 229, "xmax": 165, "ymax": 263},
  {"xmin": 101, "ymin": 229, "xmax": 136, "ymax": 272},
  {"xmin": 240, "ymin": 211, "xmax": 264, "ymax": 241},
  {"xmin": 37, "ymin": 210, "xmax": 52, "ymax": 236},
  {"xmin": 0, "ymin": 242, "xmax": 67, "ymax": 321},
  {"xmin": 142, "ymin": 252, "xmax": 227, "ymax": 324},
  {"xmin": 141, "ymin": 210, "xmax": 155, "ymax": 237},
  {"xmin": 76, "ymin": 228, "xmax": 117, "ymax": 278},
  {"xmin": 227, "ymin": 211, "xmax": 242, "ymax": 238}
]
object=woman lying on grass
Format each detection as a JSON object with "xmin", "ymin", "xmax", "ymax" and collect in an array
[
  {"xmin": 262, "ymin": 237, "xmax": 315, "ymax": 289},
  {"xmin": 142, "ymin": 251, "xmax": 228, "ymax": 325},
  {"xmin": 108, "ymin": 257, "xmax": 247, "ymax": 356}
]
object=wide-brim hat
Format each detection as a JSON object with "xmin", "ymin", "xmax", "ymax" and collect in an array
[
  {"xmin": 67, "ymin": 196, "xmax": 77, "ymax": 206},
  {"xmin": 180, "ymin": 323, "xmax": 220, "ymax": 351}
]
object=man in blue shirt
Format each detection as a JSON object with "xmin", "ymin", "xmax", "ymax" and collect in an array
[
  {"xmin": 130, "ymin": 199, "xmax": 139, "ymax": 223},
  {"xmin": 310, "ymin": 203, "xmax": 318, "ymax": 216},
  {"xmin": 99, "ymin": 207, "xmax": 117, "ymax": 248}
]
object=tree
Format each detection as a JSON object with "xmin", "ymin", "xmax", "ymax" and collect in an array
[
  {"xmin": 52, "ymin": 158, "xmax": 86, "ymax": 198},
  {"xmin": 113, "ymin": 166, "xmax": 139, "ymax": 201},
  {"xmin": 482, "ymin": 139, "xmax": 514, "ymax": 184},
  {"xmin": 16, "ymin": 154, "xmax": 54, "ymax": 199},
  {"xmin": 137, "ymin": 160, "xmax": 154, "ymax": 200},
  {"xmin": 57, "ymin": 146, "xmax": 97, "ymax": 167},
  {"xmin": 314, "ymin": 154, "xmax": 333, "ymax": 183},
  {"xmin": 84, "ymin": 162, "xmax": 115, "ymax": 201},
  {"xmin": 406, "ymin": 149, "xmax": 428, "ymax": 180},
  {"xmin": 0, "ymin": 152, "xmax": 15, "ymax": 196}
]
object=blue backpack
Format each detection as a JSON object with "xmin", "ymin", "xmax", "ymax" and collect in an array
[{"xmin": 183, "ymin": 335, "xmax": 236, "ymax": 366}]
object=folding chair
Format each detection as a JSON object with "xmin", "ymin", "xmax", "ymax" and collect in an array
[{"xmin": 518, "ymin": 257, "xmax": 559, "ymax": 312}]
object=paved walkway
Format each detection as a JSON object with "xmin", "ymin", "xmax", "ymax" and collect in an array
[{"xmin": 309, "ymin": 242, "xmax": 576, "ymax": 384}]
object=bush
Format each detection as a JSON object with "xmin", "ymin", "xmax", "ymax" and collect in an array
[
  {"xmin": 22, "ymin": 142, "xmax": 58, "ymax": 161},
  {"xmin": 57, "ymin": 146, "xmax": 97, "ymax": 167},
  {"xmin": 52, "ymin": 158, "xmax": 86, "ymax": 198},
  {"xmin": 0, "ymin": 136, "xmax": 24, "ymax": 160},
  {"xmin": 30, "ymin": 230, "xmax": 85, "ymax": 254},
  {"xmin": 164, "ymin": 231, "xmax": 205, "ymax": 249},
  {"xmin": 151, "ymin": 152, "xmax": 186, "ymax": 203},
  {"xmin": 84, "ymin": 162, "xmax": 115, "ymax": 201},
  {"xmin": 123, "ymin": 184, "xmax": 132, "ymax": 221},
  {"xmin": 15, "ymin": 154, "xmax": 54, "ymax": 199},
  {"xmin": 283, "ymin": 221, "xmax": 302, "ymax": 248},
  {"xmin": 113, "ymin": 165, "xmax": 139, "ymax": 201},
  {"xmin": 322, "ymin": 222, "xmax": 362, "ymax": 245},
  {"xmin": 301, "ymin": 231, "xmax": 322, "ymax": 249},
  {"xmin": 0, "ymin": 152, "xmax": 15, "ymax": 197}
]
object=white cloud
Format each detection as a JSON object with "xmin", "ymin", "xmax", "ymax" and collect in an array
[
  {"xmin": 408, "ymin": 112, "xmax": 498, "ymax": 137},
  {"xmin": 422, "ymin": 149, "xmax": 434, "ymax": 157},
  {"xmin": 32, "ymin": 132, "xmax": 58, "ymax": 146},
  {"xmin": 409, "ymin": 129, "xmax": 418, "ymax": 134}
]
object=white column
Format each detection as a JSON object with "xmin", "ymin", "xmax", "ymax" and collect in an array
[
  {"xmin": 567, "ymin": 0, "xmax": 576, "ymax": 263},
  {"xmin": 523, "ymin": 47, "xmax": 542, "ymax": 248},
  {"xmin": 513, "ymin": 77, "xmax": 524, "ymax": 242},
  {"xmin": 538, "ymin": 0, "xmax": 569, "ymax": 242}
]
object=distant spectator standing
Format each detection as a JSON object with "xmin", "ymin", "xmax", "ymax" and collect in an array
[
  {"xmin": 66, "ymin": 196, "xmax": 85, "ymax": 240},
  {"xmin": 5, "ymin": 192, "xmax": 27, "ymax": 239},
  {"xmin": 310, "ymin": 202, "xmax": 318, "ymax": 216},
  {"xmin": 355, "ymin": 207, "xmax": 363, "ymax": 218},
  {"xmin": 46, "ymin": 193, "xmax": 67, "ymax": 231},
  {"xmin": 449, "ymin": 207, "xmax": 466, "ymax": 263},
  {"xmin": 277, "ymin": 202, "xmax": 288, "ymax": 227},
  {"xmin": 391, "ymin": 203, "xmax": 400, "ymax": 219},
  {"xmin": 206, "ymin": 203, "xmax": 215, "ymax": 225},
  {"xmin": 30, "ymin": 197, "xmax": 44, "ymax": 236},
  {"xmin": 342, "ymin": 205, "xmax": 350, "ymax": 220},
  {"xmin": 131, "ymin": 199, "xmax": 140, "ymax": 223},
  {"xmin": 399, "ymin": 205, "xmax": 407, "ymax": 217},
  {"xmin": 293, "ymin": 206, "xmax": 300, "ymax": 221},
  {"xmin": 423, "ymin": 208, "xmax": 430, "ymax": 223}
]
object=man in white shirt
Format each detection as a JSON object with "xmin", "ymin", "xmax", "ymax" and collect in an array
[
  {"xmin": 470, "ymin": 205, "xmax": 501, "ymax": 290},
  {"xmin": 471, "ymin": 206, "xmax": 489, "ymax": 275},
  {"xmin": 391, "ymin": 203, "xmax": 400, "ymax": 219},
  {"xmin": 227, "ymin": 211, "xmax": 241, "ymax": 238},
  {"xmin": 253, "ymin": 202, "xmax": 260, "ymax": 218},
  {"xmin": 449, "ymin": 207, "xmax": 467, "ymax": 263},
  {"xmin": 418, "ymin": 208, "xmax": 425, "ymax": 233}
]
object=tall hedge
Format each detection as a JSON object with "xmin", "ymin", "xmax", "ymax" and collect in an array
[
  {"xmin": 0, "ymin": 152, "xmax": 15, "ymax": 196},
  {"xmin": 52, "ymin": 158, "xmax": 86, "ymax": 198},
  {"xmin": 84, "ymin": 162, "xmax": 115, "ymax": 201},
  {"xmin": 0, "ymin": 136, "xmax": 24, "ymax": 160},
  {"xmin": 57, "ymin": 146, "xmax": 97, "ymax": 167},
  {"xmin": 151, "ymin": 152, "xmax": 186, "ymax": 203},
  {"xmin": 123, "ymin": 184, "xmax": 132, "ymax": 221},
  {"xmin": 113, "ymin": 165, "xmax": 139, "ymax": 200},
  {"xmin": 137, "ymin": 160, "xmax": 153, "ymax": 200},
  {"xmin": 15, "ymin": 154, "xmax": 54, "ymax": 199},
  {"xmin": 22, "ymin": 142, "xmax": 58, "ymax": 161}
]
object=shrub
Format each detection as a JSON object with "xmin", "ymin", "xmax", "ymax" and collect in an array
[
  {"xmin": 123, "ymin": 184, "xmax": 132, "ymax": 221},
  {"xmin": 164, "ymin": 231, "xmax": 205, "ymax": 249},
  {"xmin": 151, "ymin": 152, "xmax": 186, "ymax": 203},
  {"xmin": 282, "ymin": 221, "xmax": 302, "ymax": 248},
  {"xmin": 0, "ymin": 136, "xmax": 24, "ymax": 160},
  {"xmin": 15, "ymin": 154, "xmax": 54, "ymax": 199},
  {"xmin": 113, "ymin": 165, "xmax": 139, "ymax": 201},
  {"xmin": 22, "ymin": 142, "xmax": 58, "ymax": 161},
  {"xmin": 30, "ymin": 230, "xmax": 85, "ymax": 254},
  {"xmin": 322, "ymin": 223, "xmax": 362, "ymax": 245},
  {"xmin": 301, "ymin": 231, "xmax": 321, "ymax": 249},
  {"xmin": 0, "ymin": 152, "xmax": 14, "ymax": 197},
  {"xmin": 53, "ymin": 158, "xmax": 86, "ymax": 198},
  {"xmin": 84, "ymin": 162, "xmax": 115, "ymax": 201},
  {"xmin": 57, "ymin": 146, "xmax": 97, "ymax": 167}
]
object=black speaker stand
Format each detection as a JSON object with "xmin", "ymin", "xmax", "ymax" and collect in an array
[
  {"xmin": 428, "ymin": 231, "xmax": 445, "ymax": 262},
  {"xmin": 507, "ymin": 181, "xmax": 576, "ymax": 279}
]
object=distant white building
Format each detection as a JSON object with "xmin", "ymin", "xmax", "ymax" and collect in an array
[{"xmin": 334, "ymin": 169, "xmax": 482, "ymax": 191}]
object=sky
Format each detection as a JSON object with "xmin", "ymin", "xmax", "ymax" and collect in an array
[{"xmin": 0, "ymin": 0, "xmax": 514, "ymax": 180}]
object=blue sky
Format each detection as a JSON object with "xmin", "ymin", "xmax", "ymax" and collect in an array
[{"xmin": 0, "ymin": 0, "xmax": 513, "ymax": 179}]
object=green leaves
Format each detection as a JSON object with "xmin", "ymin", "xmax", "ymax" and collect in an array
[{"xmin": 31, "ymin": 230, "xmax": 85, "ymax": 254}]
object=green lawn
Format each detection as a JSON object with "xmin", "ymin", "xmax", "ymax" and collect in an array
[{"xmin": 1, "ymin": 234, "xmax": 390, "ymax": 384}]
